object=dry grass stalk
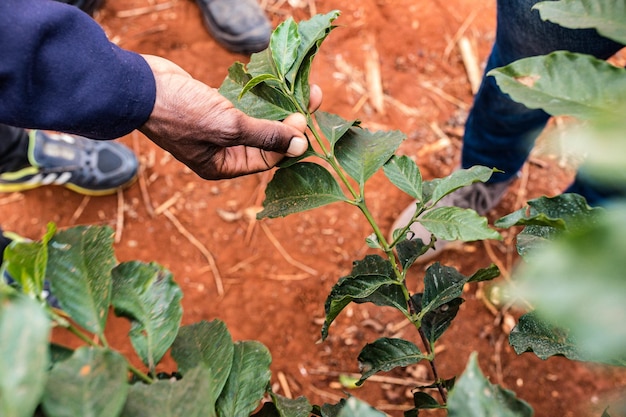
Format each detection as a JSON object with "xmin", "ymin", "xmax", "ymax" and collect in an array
[
  {"xmin": 277, "ymin": 371, "xmax": 293, "ymax": 398},
  {"xmin": 364, "ymin": 42, "xmax": 385, "ymax": 114},
  {"xmin": 419, "ymin": 81, "xmax": 468, "ymax": 109},
  {"xmin": 70, "ymin": 195, "xmax": 91, "ymax": 224},
  {"xmin": 259, "ymin": 222, "xmax": 318, "ymax": 276},
  {"xmin": 115, "ymin": 188, "xmax": 125, "ymax": 244},
  {"xmin": 116, "ymin": 1, "xmax": 176, "ymax": 18},
  {"xmin": 0, "ymin": 193, "xmax": 24, "ymax": 206},
  {"xmin": 458, "ymin": 36, "xmax": 482, "ymax": 95},
  {"xmin": 162, "ymin": 208, "xmax": 224, "ymax": 296}
]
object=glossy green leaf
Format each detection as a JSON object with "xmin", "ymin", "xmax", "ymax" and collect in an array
[
  {"xmin": 420, "ymin": 263, "xmax": 467, "ymax": 316},
  {"xmin": 42, "ymin": 347, "xmax": 128, "ymax": 417},
  {"xmin": 47, "ymin": 226, "xmax": 116, "ymax": 336},
  {"xmin": 356, "ymin": 338, "xmax": 426, "ymax": 384},
  {"xmin": 383, "ymin": 155, "xmax": 423, "ymax": 200},
  {"xmin": 510, "ymin": 204, "xmax": 626, "ymax": 362},
  {"xmin": 219, "ymin": 62, "xmax": 295, "ymax": 120},
  {"xmin": 337, "ymin": 396, "xmax": 386, "ymax": 417},
  {"xmin": 420, "ymin": 206, "xmax": 501, "ymax": 242},
  {"xmin": 0, "ymin": 293, "xmax": 50, "ymax": 417},
  {"xmin": 216, "ymin": 341, "xmax": 272, "ymax": 417},
  {"xmin": 316, "ymin": 111, "xmax": 358, "ymax": 149},
  {"xmin": 269, "ymin": 393, "xmax": 312, "ymax": 417},
  {"xmin": 171, "ymin": 320, "xmax": 234, "ymax": 404},
  {"xmin": 396, "ymin": 238, "xmax": 430, "ymax": 271},
  {"xmin": 496, "ymin": 194, "xmax": 603, "ymax": 259},
  {"xmin": 271, "ymin": 18, "xmax": 300, "ymax": 78},
  {"xmin": 111, "ymin": 261, "xmax": 183, "ymax": 372},
  {"xmin": 287, "ymin": 11, "xmax": 340, "ymax": 107},
  {"xmin": 488, "ymin": 52, "xmax": 626, "ymax": 120},
  {"xmin": 335, "ymin": 127, "xmax": 405, "ymax": 187},
  {"xmin": 414, "ymin": 294, "xmax": 463, "ymax": 345},
  {"xmin": 322, "ymin": 255, "xmax": 406, "ymax": 340},
  {"xmin": 447, "ymin": 353, "xmax": 533, "ymax": 417},
  {"xmin": 534, "ymin": 0, "xmax": 626, "ymax": 44},
  {"xmin": 425, "ymin": 166, "xmax": 494, "ymax": 205},
  {"xmin": 467, "ymin": 264, "xmax": 501, "ymax": 284},
  {"xmin": 509, "ymin": 312, "xmax": 591, "ymax": 362},
  {"xmin": 2, "ymin": 223, "xmax": 55, "ymax": 299},
  {"xmin": 258, "ymin": 162, "xmax": 347, "ymax": 219},
  {"xmin": 239, "ymin": 74, "xmax": 282, "ymax": 100},
  {"xmin": 121, "ymin": 366, "xmax": 214, "ymax": 417}
]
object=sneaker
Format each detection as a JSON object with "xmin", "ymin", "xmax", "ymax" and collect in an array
[
  {"xmin": 0, "ymin": 130, "xmax": 138, "ymax": 196},
  {"xmin": 391, "ymin": 175, "xmax": 517, "ymax": 262},
  {"xmin": 195, "ymin": 0, "xmax": 272, "ymax": 54}
]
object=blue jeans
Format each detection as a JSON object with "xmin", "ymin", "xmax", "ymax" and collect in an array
[{"xmin": 462, "ymin": 0, "xmax": 624, "ymax": 206}]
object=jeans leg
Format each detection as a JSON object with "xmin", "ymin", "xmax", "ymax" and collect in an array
[
  {"xmin": 0, "ymin": 125, "xmax": 30, "ymax": 172},
  {"xmin": 462, "ymin": 0, "xmax": 624, "ymax": 186}
]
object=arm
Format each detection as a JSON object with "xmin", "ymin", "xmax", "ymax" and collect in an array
[{"xmin": 0, "ymin": 0, "xmax": 155, "ymax": 139}]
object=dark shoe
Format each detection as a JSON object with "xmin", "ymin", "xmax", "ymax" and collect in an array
[
  {"xmin": 195, "ymin": 0, "xmax": 272, "ymax": 54},
  {"xmin": 391, "ymin": 175, "xmax": 517, "ymax": 262},
  {"xmin": 0, "ymin": 130, "xmax": 138, "ymax": 196}
]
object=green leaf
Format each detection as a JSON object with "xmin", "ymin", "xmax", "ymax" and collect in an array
[
  {"xmin": 42, "ymin": 347, "xmax": 128, "ymax": 417},
  {"xmin": 420, "ymin": 206, "xmax": 501, "ymax": 242},
  {"xmin": 322, "ymin": 255, "xmax": 407, "ymax": 340},
  {"xmin": 337, "ymin": 396, "xmax": 386, "ymax": 417},
  {"xmin": 467, "ymin": 264, "xmax": 501, "ymax": 283},
  {"xmin": 425, "ymin": 166, "xmax": 494, "ymax": 205},
  {"xmin": 534, "ymin": 0, "xmax": 626, "ymax": 44},
  {"xmin": 396, "ymin": 238, "xmax": 430, "ymax": 271},
  {"xmin": 356, "ymin": 338, "xmax": 427, "ymax": 384},
  {"xmin": 239, "ymin": 74, "xmax": 282, "ymax": 100},
  {"xmin": 420, "ymin": 263, "xmax": 467, "ymax": 315},
  {"xmin": 219, "ymin": 62, "xmax": 295, "ymax": 120},
  {"xmin": 335, "ymin": 127, "xmax": 405, "ymax": 187},
  {"xmin": 413, "ymin": 293, "xmax": 463, "ymax": 345},
  {"xmin": 271, "ymin": 18, "xmax": 301, "ymax": 78},
  {"xmin": 111, "ymin": 261, "xmax": 183, "ymax": 372},
  {"xmin": 216, "ymin": 341, "xmax": 272, "ymax": 417},
  {"xmin": 47, "ymin": 226, "xmax": 116, "ymax": 336},
  {"xmin": 269, "ymin": 392, "xmax": 312, "ymax": 417},
  {"xmin": 258, "ymin": 162, "xmax": 347, "ymax": 219},
  {"xmin": 49, "ymin": 343, "xmax": 74, "ymax": 366},
  {"xmin": 1, "ymin": 223, "xmax": 55, "ymax": 298},
  {"xmin": 510, "ymin": 204, "xmax": 626, "ymax": 362},
  {"xmin": 171, "ymin": 320, "xmax": 234, "ymax": 404},
  {"xmin": 383, "ymin": 155, "xmax": 423, "ymax": 200},
  {"xmin": 287, "ymin": 11, "xmax": 340, "ymax": 107},
  {"xmin": 495, "ymin": 194, "xmax": 603, "ymax": 259},
  {"xmin": 0, "ymin": 293, "xmax": 50, "ymax": 417},
  {"xmin": 488, "ymin": 51, "xmax": 626, "ymax": 120},
  {"xmin": 509, "ymin": 312, "xmax": 591, "ymax": 362},
  {"xmin": 121, "ymin": 366, "xmax": 214, "ymax": 417},
  {"xmin": 316, "ymin": 111, "xmax": 358, "ymax": 149},
  {"xmin": 447, "ymin": 353, "xmax": 533, "ymax": 417}
]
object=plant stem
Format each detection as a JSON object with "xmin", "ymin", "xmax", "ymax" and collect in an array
[
  {"xmin": 128, "ymin": 363, "xmax": 154, "ymax": 384},
  {"xmin": 66, "ymin": 323, "xmax": 99, "ymax": 346}
]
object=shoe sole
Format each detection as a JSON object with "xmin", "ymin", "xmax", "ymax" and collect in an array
[{"xmin": 0, "ymin": 175, "xmax": 137, "ymax": 196}]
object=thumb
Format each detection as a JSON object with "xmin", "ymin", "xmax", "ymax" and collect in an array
[{"xmin": 238, "ymin": 112, "xmax": 309, "ymax": 157}]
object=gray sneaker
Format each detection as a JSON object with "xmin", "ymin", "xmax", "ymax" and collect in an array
[{"xmin": 391, "ymin": 175, "xmax": 516, "ymax": 262}]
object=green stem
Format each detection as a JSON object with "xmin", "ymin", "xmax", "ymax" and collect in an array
[{"xmin": 129, "ymin": 363, "xmax": 154, "ymax": 384}]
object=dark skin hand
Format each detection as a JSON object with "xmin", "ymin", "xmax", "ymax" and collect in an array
[{"xmin": 139, "ymin": 55, "xmax": 322, "ymax": 180}]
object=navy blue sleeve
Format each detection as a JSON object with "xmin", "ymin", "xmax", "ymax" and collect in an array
[{"xmin": 0, "ymin": 0, "xmax": 156, "ymax": 140}]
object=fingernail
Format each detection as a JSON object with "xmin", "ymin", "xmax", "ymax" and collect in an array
[{"xmin": 286, "ymin": 137, "xmax": 308, "ymax": 157}]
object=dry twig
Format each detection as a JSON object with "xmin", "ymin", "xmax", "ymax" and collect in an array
[
  {"xmin": 162, "ymin": 209, "xmax": 224, "ymax": 296},
  {"xmin": 0, "ymin": 193, "xmax": 24, "ymax": 206},
  {"xmin": 115, "ymin": 188, "xmax": 125, "ymax": 244},
  {"xmin": 116, "ymin": 1, "xmax": 176, "ymax": 18},
  {"xmin": 259, "ymin": 222, "xmax": 318, "ymax": 276},
  {"xmin": 70, "ymin": 195, "xmax": 91, "ymax": 224}
]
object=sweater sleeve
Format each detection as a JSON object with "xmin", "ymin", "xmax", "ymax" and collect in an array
[{"xmin": 0, "ymin": 0, "xmax": 156, "ymax": 140}]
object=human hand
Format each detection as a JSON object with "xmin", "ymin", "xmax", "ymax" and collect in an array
[{"xmin": 138, "ymin": 55, "xmax": 322, "ymax": 180}]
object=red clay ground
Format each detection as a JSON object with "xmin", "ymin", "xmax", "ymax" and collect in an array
[{"xmin": 3, "ymin": 0, "xmax": 626, "ymax": 415}]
